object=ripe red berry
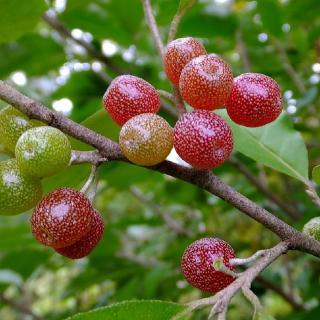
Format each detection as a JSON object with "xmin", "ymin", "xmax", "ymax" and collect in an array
[
  {"xmin": 179, "ymin": 54, "xmax": 233, "ymax": 110},
  {"xmin": 226, "ymin": 73, "xmax": 282, "ymax": 127},
  {"xmin": 174, "ymin": 110, "xmax": 233, "ymax": 169},
  {"xmin": 55, "ymin": 210, "xmax": 104, "ymax": 259},
  {"xmin": 103, "ymin": 75, "xmax": 161, "ymax": 126},
  {"xmin": 163, "ymin": 37, "xmax": 207, "ymax": 85},
  {"xmin": 31, "ymin": 188, "xmax": 95, "ymax": 248},
  {"xmin": 181, "ymin": 238, "xmax": 235, "ymax": 293}
]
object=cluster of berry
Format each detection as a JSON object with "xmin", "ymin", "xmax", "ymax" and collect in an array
[
  {"xmin": 103, "ymin": 37, "xmax": 282, "ymax": 169},
  {"xmin": 0, "ymin": 106, "xmax": 104, "ymax": 259},
  {"xmin": 103, "ymin": 37, "xmax": 282, "ymax": 293}
]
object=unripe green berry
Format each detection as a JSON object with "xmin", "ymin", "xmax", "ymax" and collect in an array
[
  {"xmin": 303, "ymin": 217, "xmax": 320, "ymax": 241},
  {"xmin": 0, "ymin": 159, "xmax": 42, "ymax": 215},
  {"xmin": 15, "ymin": 126, "xmax": 71, "ymax": 178},
  {"xmin": 0, "ymin": 106, "xmax": 35, "ymax": 154}
]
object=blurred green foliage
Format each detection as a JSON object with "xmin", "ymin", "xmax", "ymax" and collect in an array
[{"xmin": 0, "ymin": 0, "xmax": 320, "ymax": 319}]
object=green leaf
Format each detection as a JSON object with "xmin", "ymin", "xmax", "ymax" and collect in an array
[
  {"xmin": 217, "ymin": 110, "xmax": 309, "ymax": 182},
  {"xmin": 65, "ymin": 300, "xmax": 186, "ymax": 320},
  {"xmin": 0, "ymin": 0, "xmax": 47, "ymax": 43},
  {"xmin": 257, "ymin": 0, "xmax": 283, "ymax": 37},
  {"xmin": 312, "ymin": 165, "xmax": 320, "ymax": 184},
  {"xmin": 178, "ymin": 0, "xmax": 197, "ymax": 12}
]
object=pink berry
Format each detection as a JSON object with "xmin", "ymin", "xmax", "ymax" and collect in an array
[
  {"xmin": 163, "ymin": 37, "xmax": 207, "ymax": 85},
  {"xmin": 174, "ymin": 110, "xmax": 233, "ymax": 169},
  {"xmin": 103, "ymin": 75, "xmax": 161, "ymax": 126},
  {"xmin": 55, "ymin": 210, "xmax": 104, "ymax": 259},
  {"xmin": 179, "ymin": 54, "xmax": 233, "ymax": 110},
  {"xmin": 181, "ymin": 238, "xmax": 235, "ymax": 293},
  {"xmin": 31, "ymin": 188, "xmax": 95, "ymax": 248},
  {"xmin": 226, "ymin": 73, "xmax": 282, "ymax": 127}
]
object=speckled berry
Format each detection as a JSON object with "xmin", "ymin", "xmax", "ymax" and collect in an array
[
  {"xmin": 174, "ymin": 110, "xmax": 233, "ymax": 169},
  {"xmin": 0, "ymin": 159, "xmax": 42, "ymax": 215},
  {"xmin": 15, "ymin": 126, "xmax": 71, "ymax": 178},
  {"xmin": 163, "ymin": 37, "xmax": 206, "ymax": 85},
  {"xmin": 103, "ymin": 75, "xmax": 161, "ymax": 126},
  {"xmin": 226, "ymin": 73, "xmax": 282, "ymax": 127},
  {"xmin": 55, "ymin": 210, "xmax": 104, "ymax": 259},
  {"xmin": 0, "ymin": 106, "xmax": 35, "ymax": 154},
  {"xmin": 119, "ymin": 113, "xmax": 173, "ymax": 166},
  {"xmin": 31, "ymin": 188, "xmax": 95, "ymax": 248},
  {"xmin": 303, "ymin": 217, "xmax": 320, "ymax": 241},
  {"xmin": 179, "ymin": 54, "xmax": 233, "ymax": 110},
  {"xmin": 181, "ymin": 237, "xmax": 235, "ymax": 293}
]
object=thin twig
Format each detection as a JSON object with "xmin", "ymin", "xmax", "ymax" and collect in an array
[
  {"xmin": 172, "ymin": 85, "xmax": 187, "ymax": 116},
  {"xmin": 130, "ymin": 186, "xmax": 193, "ymax": 236},
  {"xmin": 43, "ymin": 12, "xmax": 122, "ymax": 74},
  {"xmin": 229, "ymin": 157, "xmax": 301, "ymax": 220},
  {"xmin": 184, "ymin": 242, "xmax": 289, "ymax": 319},
  {"xmin": 1, "ymin": 81, "xmax": 320, "ymax": 257},
  {"xmin": 141, "ymin": 0, "xmax": 164, "ymax": 56},
  {"xmin": 157, "ymin": 89, "xmax": 176, "ymax": 104},
  {"xmin": 167, "ymin": 0, "xmax": 196, "ymax": 43},
  {"xmin": 70, "ymin": 150, "xmax": 107, "ymax": 165},
  {"xmin": 273, "ymin": 39, "xmax": 306, "ymax": 94}
]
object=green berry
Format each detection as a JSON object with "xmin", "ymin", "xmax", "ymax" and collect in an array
[
  {"xmin": 0, "ymin": 106, "xmax": 35, "ymax": 154},
  {"xmin": 303, "ymin": 217, "xmax": 320, "ymax": 241},
  {"xmin": 0, "ymin": 159, "xmax": 42, "ymax": 215},
  {"xmin": 15, "ymin": 126, "xmax": 71, "ymax": 178}
]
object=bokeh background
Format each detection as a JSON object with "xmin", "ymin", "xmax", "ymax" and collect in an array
[{"xmin": 0, "ymin": 0, "xmax": 320, "ymax": 319}]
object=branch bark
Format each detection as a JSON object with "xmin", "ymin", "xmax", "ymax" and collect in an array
[
  {"xmin": 1, "ymin": 81, "xmax": 320, "ymax": 258},
  {"xmin": 185, "ymin": 242, "xmax": 289, "ymax": 319}
]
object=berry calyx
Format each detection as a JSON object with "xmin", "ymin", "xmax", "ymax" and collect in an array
[
  {"xmin": 15, "ymin": 126, "xmax": 71, "ymax": 178},
  {"xmin": 31, "ymin": 188, "xmax": 95, "ymax": 248},
  {"xmin": 226, "ymin": 73, "xmax": 282, "ymax": 127},
  {"xmin": 179, "ymin": 54, "xmax": 233, "ymax": 110},
  {"xmin": 174, "ymin": 110, "xmax": 233, "ymax": 169},
  {"xmin": 119, "ymin": 113, "xmax": 173, "ymax": 166},
  {"xmin": 0, "ymin": 106, "xmax": 35, "ymax": 153},
  {"xmin": 181, "ymin": 237, "xmax": 236, "ymax": 293},
  {"xmin": 303, "ymin": 217, "xmax": 320, "ymax": 241},
  {"xmin": 0, "ymin": 159, "xmax": 42, "ymax": 215},
  {"xmin": 103, "ymin": 75, "xmax": 161, "ymax": 126},
  {"xmin": 163, "ymin": 37, "xmax": 206, "ymax": 85},
  {"xmin": 55, "ymin": 210, "xmax": 104, "ymax": 259}
]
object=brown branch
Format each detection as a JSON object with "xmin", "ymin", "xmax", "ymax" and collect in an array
[
  {"xmin": 141, "ymin": 0, "xmax": 164, "ymax": 56},
  {"xmin": 43, "ymin": 12, "xmax": 122, "ymax": 74},
  {"xmin": 130, "ymin": 186, "xmax": 193, "ymax": 237},
  {"xmin": 183, "ymin": 242, "xmax": 289, "ymax": 319},
  {"xmin": 1, "ymin": 81, "xmax": 320, "ymax": 258},
  {"xmin": 229, "ymin": 157, "xmax": 301, "ymax": 220},
  {"xmin": 273, "ymin": 39, "xmax": 306, "ymax": 95},
  {"xmin": 0, "ymin": 293, "xmax": 43, "ymax": 320}
]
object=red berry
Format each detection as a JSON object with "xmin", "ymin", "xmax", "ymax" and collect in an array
[
  {"xmin": 179, "ymin": 54, "xmax": 233, "ymax": 110},
  {"xmin": 174, "ymin": 110, "xmax": 233, "ymax": 169},
  {"xmin": 55, "ymin": 210, "xmax": 104, "ymax": 259},
  {"xmin": 103, "ymin": 75, "xmax": 161, "ymax": 126},
  {"xmin": 181, "ymin": 238, "xmax": 235, "ymax": 293},
  {"xmin": 226, "ymin": 73, "xmax": 282, "ymax": 127},
  {"xmin": 163, "ymin": 37, "xmax": 206, "ymax": 85},
  {"xmin": 31, "ymin": 188, "xmax": 95, "ymax": 248}
]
